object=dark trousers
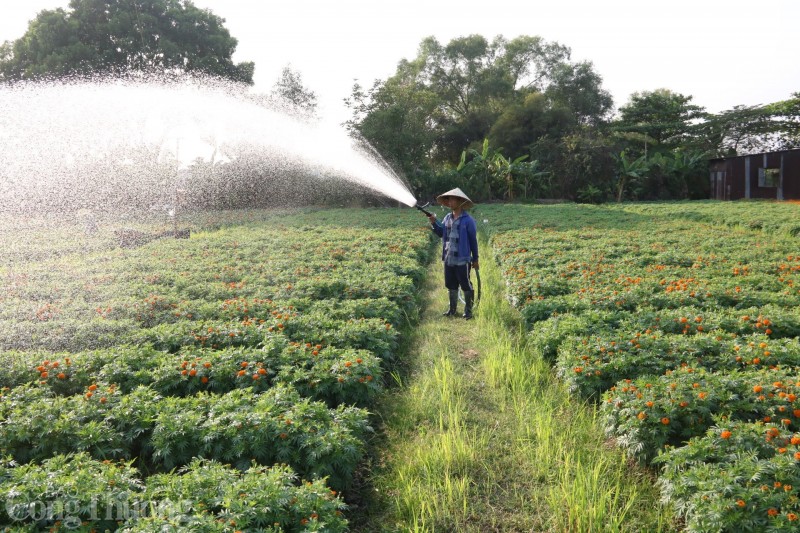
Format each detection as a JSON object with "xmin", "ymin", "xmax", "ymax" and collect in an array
[{"xmin": 444, "ymin": 263, "xmax": 473, "ymax": 292}]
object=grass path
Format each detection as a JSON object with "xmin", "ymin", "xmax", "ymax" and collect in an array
[{"xmin": 353, "ymin": 234, "xmax": 676, "ymax": 532}]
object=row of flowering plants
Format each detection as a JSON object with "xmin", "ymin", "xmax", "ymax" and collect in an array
[
  {"xmin": 482, "ymin": 201, "xmax": 800, "ymax": 530},
  {"xmin": 0, "ymin": 208, "xmax": 431, "ymax": 530},
  {"xmin": 0, "ymin": 454, "xmax": 347, "ymax": 532}
]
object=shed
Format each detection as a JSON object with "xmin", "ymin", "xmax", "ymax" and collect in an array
[{"xmin": 708, "ymin": 148, "xmax": 800, "ymax": 200}]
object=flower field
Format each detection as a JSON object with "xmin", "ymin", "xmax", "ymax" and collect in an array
[
  {"xmin": 0, "ymin": 209, "xmax": 430, "ymax": 532},
  {"xmin": 483, "ymin": 201, "xmax": 800, "ymax": 531}
]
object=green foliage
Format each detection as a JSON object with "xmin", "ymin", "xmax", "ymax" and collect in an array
[
  {"xmin": 0, "ymin": 453, "xmax": 144, "ymax": 530},
  {"xmin": 485, "ymin": 201, "xmax": 800, "ymax": 529},
  {"xmin": 0, "ymin": 0, "xmax": 253, "ymax": 83},
  {"xmin": 346, "ymin": 33, "xmax": 611, "ymax": 181},
  {"xmin": 148, "ymin": 386, "xmax": 369, "ymax": 490},
  {"xmin": 603, "ymin": 367, "xmax": 800, "ymax": 464},
  {"xmin": 613, "ymin": 89, "xmax": 705, "ymax": 150},
  {"xmin": 0, "ymin": 454, "xmax": 348, "ymax": 531},
  {"xmin": 123, "ymin": 460, "xmax": 348, "ymax": 532},
  {"xmin": 0, "ymin": 208, "xmax": 431, "ymax": 528},
  {"xmin": 656, "ymin": 420, "xmax": 800, "ymax": 531}
]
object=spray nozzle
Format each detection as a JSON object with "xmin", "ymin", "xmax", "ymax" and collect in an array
[{"xmin": 415, "ymin": 202, "xmax": 434, "ymax": 217}]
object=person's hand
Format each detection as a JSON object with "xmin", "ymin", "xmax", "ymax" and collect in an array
[
  {"xmin": 428, "ymin": 214, "xmax": 437, "ymax": 224},
  {"xmin": 472, "ymin": 260, "xmax": 479, "ymax": 269}
]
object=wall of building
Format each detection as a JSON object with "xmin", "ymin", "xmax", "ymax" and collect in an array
[{"xmin": 709, "ymin": 149, "xmax": 800, "ymax": 200}]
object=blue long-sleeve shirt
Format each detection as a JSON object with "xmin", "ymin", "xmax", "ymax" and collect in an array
[{"xmin": 431, "ymin": 212, "xmax": 479, "ymax": 264}]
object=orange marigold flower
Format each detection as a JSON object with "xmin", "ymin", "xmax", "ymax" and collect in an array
[
  {"xmin": 754, "ymin": 385, "xmax": 763, "ymax": 393},
  {"xmin": 788, "ymin": 513, "xmax": 798, "ymax": 521},
  {"xmin": 736, "ymin": 499, "xmax": 745, "ymax": 507},
  {"xmin": 721, "ymin": 430, "xmax": 732, "ymax": 439},
  {"xmin": 201, "ymin": 377, "xmax": 209, "ymax": 384},
  {"xmin": 57, "ymin": 373, "xmax": 66, "ymax": 379},
  {"xmin": 767, "ymin": 508, "xmax": 779, "ymax": 517},
  {"xmin": 661, "ymin": 417, "xmax": 670, "ymax": 425},
  {"xmin": 88, "ymin": 384, "xmax": 98, "ymax": 391},
  {"xmin": 188, "ymin": 369, "xmax": 197, "ymax": 377}
]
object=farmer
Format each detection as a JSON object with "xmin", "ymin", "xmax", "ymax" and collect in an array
[{"xmin": 427, "ymin": 188, "xmax": 479, "ymax": 319}]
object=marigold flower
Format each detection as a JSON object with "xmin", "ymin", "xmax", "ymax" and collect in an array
[
  {"xmin": 661, "ymin": 417, "xmax": 670, "ymax": 425},
  {"xmin": 721, "ymin": 430, "xmax": 732, "ymax": 439},
  {"xmin": 736, "ymin": 499, "xmax": 745, "ymax": 507},
  {"xmin": 767, "ymin": 508, "xmax": 779, "ymax": 517}
]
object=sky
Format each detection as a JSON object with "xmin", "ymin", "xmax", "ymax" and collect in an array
[{"xmin": 2, "ymin": 0, "xmax": 799, "ymax": 123}]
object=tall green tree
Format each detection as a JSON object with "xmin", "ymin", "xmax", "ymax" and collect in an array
[
  {"xmin": 346, "ymin": 33, "xmax": 612, "ymax": 174},
  {"xmin": 613, "ymin": 89, "xmax": 704, "ymax": 155},
  {"xmin": 0, "ymin": 0, "xmax": 253, "ymax": 83}
]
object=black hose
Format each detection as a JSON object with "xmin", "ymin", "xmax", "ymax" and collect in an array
[{"xmin": 415, "ymin": 203, "xmax": 434, "ymax": 217}]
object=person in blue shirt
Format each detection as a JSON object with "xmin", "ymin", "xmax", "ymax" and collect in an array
[{"xmin": 427, "ymin": 188, "xmax": 479, "ymax": 320}]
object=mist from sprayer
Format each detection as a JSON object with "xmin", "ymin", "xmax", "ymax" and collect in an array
[{"xmin": 0, "ymin": 72, "xmax": 417, "ymax": 214}]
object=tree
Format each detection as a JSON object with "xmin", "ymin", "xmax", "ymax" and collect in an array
[
  {"xmin": 613, "ymin": 151, "xmax": 649, "ymax": 202},
  {"xmin": 613, "ymin": 89, "xmax": 704, "ymax": 154},
  {"xmin": 271, "ymin": 65, "xmax": 318, "ymax": 117},
  {"xmin": 488, "ymin": 91, "xmax": 572, "ymax": 159},
  {"xmin": 0, "ymin": 0, "xmax": 254, "ymax": 84},
  {"xmin": 545, "ymin": 61, "xmax": 613, "ymax": 126},
  {"xmin": 695, "ymin": 93, "xmax": 800, "ymax": 156},
  {"xmin": 344, "ymin": 74, "xmax": 440, "ymax": 175},
  {"xmin": 346, "ymin": 34, "xmax": 612, "ymax": 174}
]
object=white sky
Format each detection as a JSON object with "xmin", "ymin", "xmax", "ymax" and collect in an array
[{"xmin": 2, "ymin": 0, "xmax": 799, "ymax": 123}]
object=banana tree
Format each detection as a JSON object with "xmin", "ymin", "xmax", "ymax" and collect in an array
[
  {"xmin": 612, "ymin": 151, "xmax": 649, "ymax": 202},
  {"xmin": 491, "ymin": 152, "xmax": 529, "ymax": 200},
  {"xmin": 457, "ymin": 138, "xmax": 494, "ymax": 200}
]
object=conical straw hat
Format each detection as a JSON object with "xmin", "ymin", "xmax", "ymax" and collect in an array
[{"xmin": 436, "ymin": 187, "xmax": 474, "ymax": 209}]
